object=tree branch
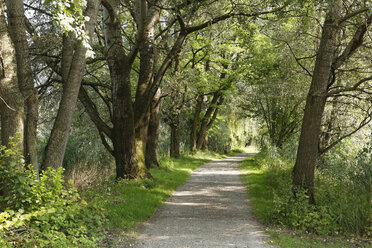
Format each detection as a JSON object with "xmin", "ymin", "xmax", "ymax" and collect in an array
[
  {"xmin": 185, "ymin": 1, "xmax": 291, "ymax": 34},
  {"xmin": 319, "ymin": 113, "xmax": 372, "ymax": 155},
  {"xmin": 328, "ymin": 76, "xmax": 372, "ymax": 96},
  {"xmin": 333, "ymin": 14, "xmax": 372, "ymax": 69},
  {"xmin": 338, "ymin": 7, "xmax": 369, "ymax": 25},
  {"xmin": 99, "ymin": 131, "xmax": 114, "ymax": 156},
  {"xmin": 78, "ymin": 86, "xmax": 113, "ymax": 139}
]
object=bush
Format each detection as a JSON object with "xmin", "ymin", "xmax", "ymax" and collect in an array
[
  {"xmin": 0, "ymin": 139, "xmax": 105, "ymax": 247},
  {"xmin": 254, "ymin": 143, "xmax": 372, "ymax": 237}
]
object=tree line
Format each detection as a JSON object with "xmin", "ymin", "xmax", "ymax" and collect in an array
[{"xmin": 0, "ymin": 0, "xmax": 371, "ymax": 203}]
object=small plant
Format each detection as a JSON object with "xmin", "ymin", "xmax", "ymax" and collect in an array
[{"xmin": 0, "ymin": 139, "xmax": 105, "ymax": 247}]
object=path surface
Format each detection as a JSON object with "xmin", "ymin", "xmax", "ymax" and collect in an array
[{"xmin": 133, "ymin": 153, "xmax": 273, "ymax": 248}]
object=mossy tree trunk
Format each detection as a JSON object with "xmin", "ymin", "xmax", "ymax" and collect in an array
[{"xmin": 146, "ymin": 89, "xmax": 161, "ymax": 168}]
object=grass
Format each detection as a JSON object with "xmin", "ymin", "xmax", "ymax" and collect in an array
[
  {"xmin": 239, "ymin": 154, "xmax": 274, "ymax": 223},
  {"xmin": 268, "ymin": 230, "xmax": 372, "ymax": 248},
  {"xmin": 239, "ymin": 153, "xmax": 372, "ymax": 248},
  {"xmin": 82, "ymin": 150, "xmax": 240, "ymax": 246}
]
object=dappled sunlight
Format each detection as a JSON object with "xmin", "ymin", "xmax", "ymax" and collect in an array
[
  {"xmin": 166, "ymin": 202, "xmax": 210, "ymax": 206},
  {"xmin": 135, "ymin": 153, "xmax": 271, "ymax": 248},
  {"xmin": 193, "ymin": 169, "xmax": 241, "ymax": 176}
]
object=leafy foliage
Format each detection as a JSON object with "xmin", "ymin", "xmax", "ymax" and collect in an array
[
  {"xmin": 0, "ymin": 139, "xmax": 105, "ymax": 247},
  {"xmin": 240, "ymin": 146, "xmax": 372, "ymax": 237},
  {"xmin": 44, "ymin": 0, "xmax": 95, "ymax": 57}
]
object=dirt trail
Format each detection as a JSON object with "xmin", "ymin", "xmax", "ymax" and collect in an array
[{"xmin": 132, "ymin": 153, "xmax": 274, "ymax": 248}]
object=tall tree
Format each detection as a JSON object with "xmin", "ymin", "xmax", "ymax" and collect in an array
[
  {"xmin": 0, "ymin": 0, "xmax": 24, "ymax": 149},
  {"xmin": 81, "ymin": 0, "xmax": 290, "ymax": 178},
  {"xmin": 292, "ymin": 0, "xmax": 371, "ymax": 203},
  {"xmin": 292, "ymin": 1, "xmax": 342, "ymax": 204},
  {"xmin": 43, "ymin": 0, "xmax": 99, "ymax": 169},
  {"xmin": 6, "ymin": 0, "xmax": 39, "ymax": 170}
]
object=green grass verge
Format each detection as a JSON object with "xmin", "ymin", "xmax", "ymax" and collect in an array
[
  {"xmin": 239, "ymin": 154, "xmax": 372, "ymax": 248},
  {"xmin": 82, "ymin": 151, "xmax": 239, "ymax": 245},
  {"xmin": 239, "ymin": 154, "xmax": 274, "ymax": 223},
  {"xmin": 268, "ymin": 230, "xmax": 372, "ymax": 248}
]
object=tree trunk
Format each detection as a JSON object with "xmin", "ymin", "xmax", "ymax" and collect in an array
[
  {"xmin": 133, "ymin": 2, "xmax": 160, "ymax": 174},
  {"xmin": 196, "ymin": 93, "xmax": 222, "ymax": 150},
  {"xmin": 133, "ymin": 2, "xmax": 160, "ymax": 128},
  {"xmin": 103, "ymin": 0, "xmax": 146, "ymax": 179},
  {"xmin": 6, "ymin": 0, "xmax": 39, "ymax": 171},
  {"xmin": 146, "ymin": 89, "xmax": 161, "ymax": 168},
  {"xmin": 319, "ymin": 81, "xmax": 341, "ymax": 155},
  {"xmin": 201, "ymin": 135, "xmax": 208, "ymax": 151},
  {"xmin": 170, "ymin": 120, "xmax": 180, "ymax": 158},
  {"xmin": 292, "ymin": 1, "xmax": 341, "ymax": 204},
  {"xmin": 111, "ymin": 64, "xmax": 140, "ymax": 179},
  {"xmin": 43, "ymin": 0, "xmax": 99, "ymax": 169},
  {"xmin": 190, "ymin": 95, "xmax": 203, "ymax": 153},
  {"xmin": 0, "ymin": 1, "xmax": 24, "ymax": 149},
  {"xmin": 134, "ymin": 110, "xmax": 150, "ymax": 176}
]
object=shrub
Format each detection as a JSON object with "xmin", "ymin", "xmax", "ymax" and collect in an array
[
  {"xmin": 255, "ymin": 142, "xmax": 372, "ymax": 237},
  {"xmin": 0, "ymin": 139, "xmax": 105, "ymax": 247}
]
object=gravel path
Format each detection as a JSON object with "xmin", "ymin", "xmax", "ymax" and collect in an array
[{"xmin": 133, "ymin": 153, "xmax": 273, "ymax": 248}]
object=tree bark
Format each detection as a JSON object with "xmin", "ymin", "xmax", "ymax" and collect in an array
[
  {"xmin": 0, "ymin": 1, "xmax": 24, "ymax": 149},
  {"xmin": 133, "ymin": 1, "xmax": 161, "ymax": 174},
  {"xmin": 103, "ymin": 0, "xmax": 145, "ymax": 179},
  {"xmin": 190, "ymin": 95, "xmax": 203, "ymax": 153},
  {"xmin": 170, "ymin": 120, "xmax": 180, "ymax": 158},
  {"xmin": 292, "ymin": 1, "xmax": 341, "ymax": 204},
  {"xmin": 196, "ymin": 93, "xmax": 222, "ymax": 150},
  {"xmin": 111, "ymin": 62, "xmax": 140, "ymax": 178},
  {"xmin": 5, "ymin": 0, "xmax": 39, "ymax": 171},
  {"xmin": 146, "ymin": 88, "xmax": 161, "ymax": 168},
  {"xmin": 43, "ymin": 0, "xmax": 99, "ymax": 169},
  {"xmin": 134, "ymin": 109, "xmax": 150, "ymax": 176},
  {"xmin": 134, "ymin": 1, "xmax": 161, "ymax": 128},
  {"xmin": 201, "ymin": 135, "xmax": 208, "ymax": 151}
]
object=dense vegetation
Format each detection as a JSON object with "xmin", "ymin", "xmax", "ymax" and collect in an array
[
  {"xmin": 0, "ymin": 0, "xmax": 371, "ymax": 247},
  {"xmin": 240, "ymin": 144, "xmax": 372, "ymax": 247}
]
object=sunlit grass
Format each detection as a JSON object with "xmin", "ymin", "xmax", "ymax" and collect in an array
[
  {"xmin": 239, "ymin": 154, "xmax": 274, "ymax": 223},
  {"xmin": 267, "ymin": 230, "xmax": 372, "ymax": 248},
  {"xmin": 239, "ymin": 153, "xmax": 372, "ymax": 248},
  {"xmin": 82, "ymin": 151, "xmax": 237, "ymax": 234}
]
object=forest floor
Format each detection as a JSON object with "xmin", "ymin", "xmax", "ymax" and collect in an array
[{"xmin": 121, "ymin": 153, "xmax": 274, "ymax": 248}]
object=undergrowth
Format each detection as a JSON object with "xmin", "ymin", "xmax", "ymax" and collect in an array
[
  {"xmin": 0, "ymin": 140, "xmax": 240, "ymax": 247},
  {"xmin": 0, "ymin": 139, "xmax": 106, "ymax": 247},
  {"xmin": 240, "ymin": 144, "xmax": 372, "ymax": 247}
]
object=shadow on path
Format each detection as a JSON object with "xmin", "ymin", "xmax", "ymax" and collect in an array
[{"xmin": 132, "ymin": 153, "xmax": 274, "ymax": 248}]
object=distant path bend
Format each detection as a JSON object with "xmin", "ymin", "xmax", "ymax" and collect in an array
[{"xmin": 134, "ymin": 153, "xmax": 274, "ymax": 248}]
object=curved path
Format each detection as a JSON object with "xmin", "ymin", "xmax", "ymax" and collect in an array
[{"xmin": 133, "ymin": 153, "xmax": 273, "ymax": 248}]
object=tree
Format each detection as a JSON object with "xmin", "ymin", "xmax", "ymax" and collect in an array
[
  {"xmin": 162, "ymin": 71, "xmax": 188, "ymax": 158},
  {"xmin": 5, "ymin": 0, "xmax": 39, "ymax": 171},
  {"xmin": 239, "ymin": 33, "xmax": 305, "ymax": 148},
  {"xmin": 292, "ymin": 0, "xmax": 371, "ymax": 203},
  {"xmin": 0, "ymin": 0, "xmax": 24, "ymax": 150},
  {"xmin": 145, "ymin": 89, "xmax": 161, "ymax": 167},
  {"xmin": 42, "ymin": 0, "xmax": 99, "ymax": 169},
  {"xmin": 81, "ymin": 0, "xmax": 290, "ymax": 178}
]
